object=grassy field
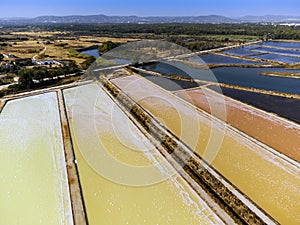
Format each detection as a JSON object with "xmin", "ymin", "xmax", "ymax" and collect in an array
[{"xmin": 1, "ymin": 31, "xmax": 138, "ymax": 66}]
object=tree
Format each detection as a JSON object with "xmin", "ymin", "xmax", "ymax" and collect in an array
[
  {"xmin": 18, "ymin": 69, "xmax": 34, "ymax": 89},
  {"xmin": 81, "ymin": 56, "xmax": 96, "ymax": 69},
  {"xmin": 98, "ymin": 41, "xmax": 121, "ymax": 54}
]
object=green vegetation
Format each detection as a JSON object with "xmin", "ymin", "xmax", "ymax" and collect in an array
[
  {"xmin": 39, "ymin": 23, "xmax": 300, "ymax": 40},
  {"xmin": 27, "ymin": 23, "xmax": 299, "ymax": 51},
  {"xmin": 81, "ymin": 56, "xmax": 96, "ymax": 69},
  {"xmin": 68, "ymin": 48, "xmax": 85, "ymax": 58},
  {"xmin": 0, "ymin": 75, "xmax": 14, "ymax": 85},
  {"xmin": 68, "ymin": 48, "xmax": 96, "ymax": 69},
  {"xmin": 98, "ymin": 41, "xmax": 122, "ymax": 54},
  {"xmin": 54, "ymin": 42, "xmax": 68, "ymax": 47},
  {"xmin": 11, "ymin": 61, "xmax": 79, "ymax": 90}
]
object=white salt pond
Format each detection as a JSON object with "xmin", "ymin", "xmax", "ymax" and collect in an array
[{"xmin": 0, "ymin": 93, "xmax": 73, "ymax": 225}]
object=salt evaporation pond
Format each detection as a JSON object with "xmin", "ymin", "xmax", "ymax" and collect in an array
[
  {"xmin": 250, "ymin": 53, "xmax": 300, "ymax": 64},
  {"xmin": 136, "ymin": 70, "xmax": 200, "ymax": 91},
  {"xmin": 63, "ymin": 83, "xmax": 223, "ymax": 225},
  {"xmin": 222, "ymin": 45, "xmax": 260, "ymax": 56},
  {"xmin": 112, "ymin": 75, "xmax": 300, "ymax": 225},
  {"xmin": 224, "ymin": 41, "xmax": 300, "ymax": 57},
  {"xmin": 189, "ymin": 54, "xmax": 259, "ymax": 64},
  {"xmin": 0, "ymin": 93, "xmax": 72, "ymax": 225},
  {"xmin": 252, "ymin": 46, "xmax": 300, "ymax": 57},
  {"xmin": 140, "ymin": 62, "xmax": 300, "ymax": 94},
  {"xmin": 262, "ymin": 41, "xmax": 300, "ymax": 49},
  {"xmin": 209, "ymin": 85, "xmax": 300, "ymax": 124}
]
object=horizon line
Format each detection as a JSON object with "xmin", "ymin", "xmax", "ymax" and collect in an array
[{"xmin": 1, "ymin": 14, "xmax": 300, "ymax": 19}]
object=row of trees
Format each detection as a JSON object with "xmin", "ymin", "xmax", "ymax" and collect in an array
[
  {"xmin": 38, "ymin": 23, "xmax": 300, "ymax": 40},
  {"xmin": 15, "ymin": 61, "xmax": 79, "ymax": 89}
]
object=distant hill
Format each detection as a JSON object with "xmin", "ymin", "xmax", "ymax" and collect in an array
[
  {"xmin": 1, "ymin": 14, "xmax": 300, "ymax": 25},
  {"xmin": 238, "ymin": 15, "xmax": 300, "ymax": 23}
]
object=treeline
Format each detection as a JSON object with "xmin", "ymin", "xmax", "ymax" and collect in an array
[
  {"xmin": 25, "ymin": 23, "xmax": 300, "ymax": 40},
  {"xmin": 12, "ymin": 61, "xmax": 79, "ymax": 90}
]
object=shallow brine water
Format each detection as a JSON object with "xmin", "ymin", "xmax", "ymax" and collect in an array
[
  {"xmin": 112, "ymin": 75, "xmax": 300, "ymax": 225},
  {"xmin": 0, "ymin": 93, "xmax": 72, "ymax": 225},
  {"xmin": 189, "ymin": 54, "xmax": 260, "ymax": 64},
  {"xmin": 63, "ymin": 83, "xmax": 223, "ymax": 225},
  {"xmin": 140, "ymin": 62, "xmax": 300, "ymax": 94}
]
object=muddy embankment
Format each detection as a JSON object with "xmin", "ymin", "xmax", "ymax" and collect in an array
[
  {"xmin": 0, "ymin": 99, "xmax": 7, "ymax": 113},
  {"xmin": 98, "ymin": 76, "xmax": 278, "ymax": 225},
  {"xmin": 168, "ymin": 57, "xmax": 278, "ymax": 69},
  {"xmin": 213, "ymin": 52, "xmax": 286, "ymax": 66},
  {"xmin": 57, "ymin": 90, "xmax": 88, "ymax": 225},
  {"xmin": 260, "ymin": 71, "xmax": 300, "ymax": 79}
]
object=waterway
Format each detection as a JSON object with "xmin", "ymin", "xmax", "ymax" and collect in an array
[
  {"xmin": 81, "ymin": 48, "xmax": 101, "ymax": 58},
  {"xmin": 81, "ymin": 48, "xmax": 131, "ymax": 64}
]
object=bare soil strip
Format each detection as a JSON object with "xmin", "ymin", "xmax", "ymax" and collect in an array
[
  {"xmin": 57, "ymin": 89, "xmax": 87, "ymax": 225},
  {"xmin": 0, "ymin": 99, "xmax": 7, "ymax": 113}
]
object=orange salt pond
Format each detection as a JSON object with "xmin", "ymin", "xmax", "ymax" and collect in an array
[{"xmin": 175, "ymin": 87, "xmax": 300, "ymax": 162}]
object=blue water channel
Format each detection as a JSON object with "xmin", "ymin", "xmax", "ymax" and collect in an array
[{"xmin": 81, "ymin": 48, "xmax": 131, "ymax": 64}]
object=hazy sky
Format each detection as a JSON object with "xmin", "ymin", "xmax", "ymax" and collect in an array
[{"xmin": 2, "ymin": 0, "xmax": 299, "ymax": 18}]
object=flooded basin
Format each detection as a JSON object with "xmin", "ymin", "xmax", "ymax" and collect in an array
[
  {"xmin": 140, "ymin": 62, "xmax": 300, "ymax": 94},
  {"xmin": 136, "ymin": 70, "xmax": 200, "ymax": 91},
  {"xmin": 262, "ymin": 41, "xmax": 300, "ymax": 49},
  {"xmin": 112, "ymin": 75, "xmax": 300, "ymax": 225},
  {"xmin": 250, "ymin": 53, "xmax": 300, "ymax": 64},
  {"xmin": 0, "ymin": 93, "xmax": 72, "ymax": 225},
  {"xmin": 222, "ymin": 45, "xmax": 260, "ymax": 56},
  {"xmin": 189, "ymin": 54, "xmax": 259, "ymax": 64},
  {"xmin": 253, "ymin": 46, "xmax": 300, "ymax": 57},
  {"xmin": 63, "ymin": 83, "xmax": 223, "ymax": 225}
]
